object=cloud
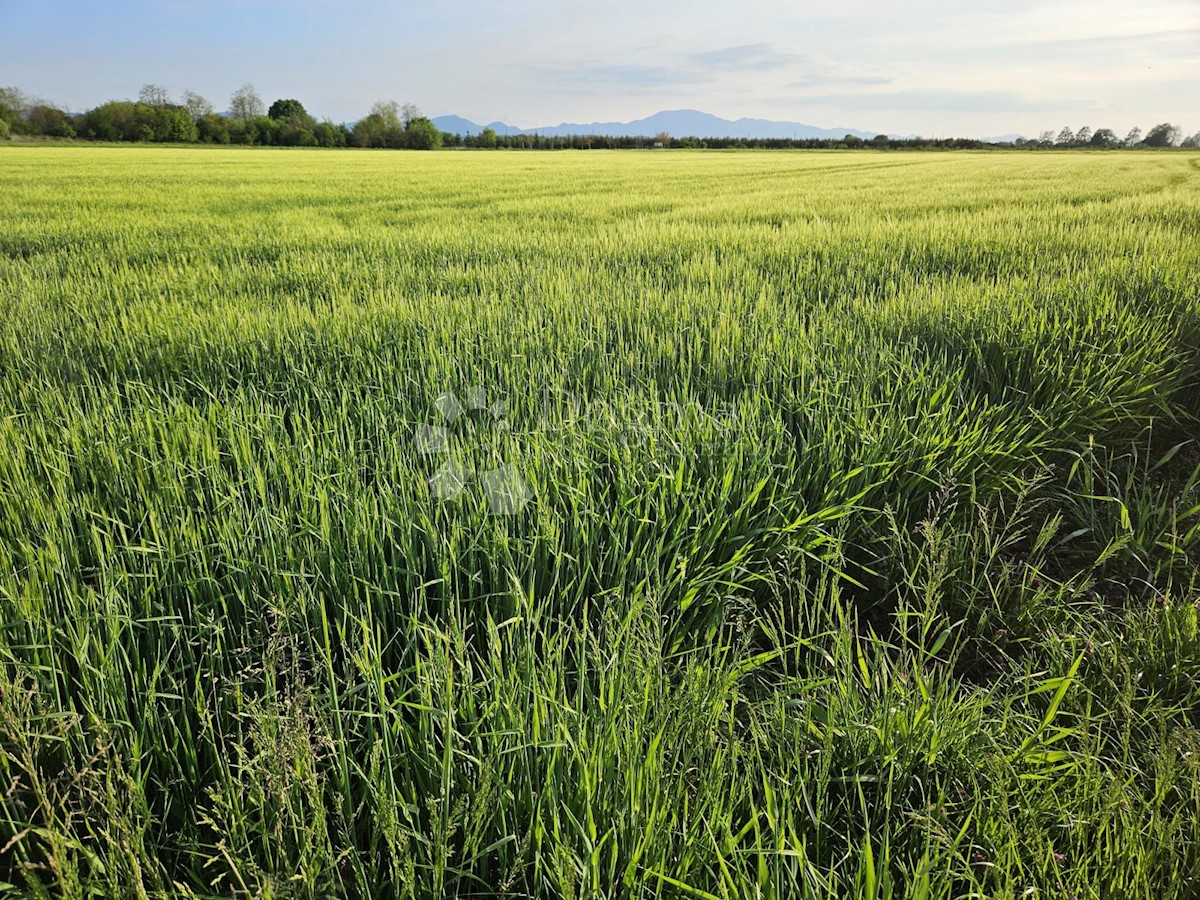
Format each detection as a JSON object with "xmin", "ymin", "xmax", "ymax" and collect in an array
[
  {"xmin": 686, "ymin": 43, "xmax": 802, "ymax": 71},
  {"xmin": 531, "ymin": 43, "xmax": 809, "ymax": 91},
  {"xmin": 534, "ymin": 63, "xmax": 703, "ymax": 89},
  {"xmin": 797, "ymin": 89, "xmax": 1101, "ymax": 113},
  {"xmin": 964, "ymin": 25, "xmax": 1200, "ymax": 64},
  {"xmin": 787, "ymin": 74, "xmax": 893, "ymax": 88},
  {"xmin": 1034, "ymin": 26, "xmax": 1200, "ymax": 50},
  {"xmin": 535, "ymin": 44, "xmax": 894, "ymax": 95}
]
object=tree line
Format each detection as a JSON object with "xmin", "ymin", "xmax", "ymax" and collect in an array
[
  {"xmin": 1, "ymin": 84, "xmax": 1195, "ymax": 150},
  {"xmin": 0, "ymin": 84, "xmax": 442, "ymax": 149},
  {"xmin": 460, "ymin": 128, "xmax": 1198, "ymax": 150},
  {"xmin": 1023, "ymin": 123, "xmax": 1194, "ymax": 148}
]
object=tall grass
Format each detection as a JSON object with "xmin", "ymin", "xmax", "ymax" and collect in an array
[{"xmin": 0, "ymin": 146, "xmax": 1198, "ymax": 897}]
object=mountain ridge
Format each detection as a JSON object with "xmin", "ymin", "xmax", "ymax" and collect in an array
[{"xmin": 431, "ymin": 108, "xmax": 888, "ymax": 140}]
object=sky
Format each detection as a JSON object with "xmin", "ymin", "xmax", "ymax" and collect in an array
[{"xmin": 2, "ymin": 0, "xmax": 1197, "ymax": 138}]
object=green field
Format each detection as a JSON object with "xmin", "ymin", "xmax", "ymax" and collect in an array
[{"xmin": 1, "ymin": 146, "xmax": 1199, "ymax": 898}]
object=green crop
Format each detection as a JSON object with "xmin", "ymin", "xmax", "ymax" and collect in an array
[{"xmin": 1, "ymin": 146, "xmax": 1199, "ymax": 898}]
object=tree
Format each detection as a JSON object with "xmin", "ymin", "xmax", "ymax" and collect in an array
[
  {"xmin": 0, "ymin": 119, "xmax": 9, "ymax": 141},
  {"xmin": 655, "ymin": 131, "xmax": 671, "ymax": 147},
  {"xmin": 165, "ymin": 106, "xmax": 199, "ymax": 141},
  {"xmin": 229, "ymin": 83, "xmax": 264, "ymax": 121},
  {"xmin": 28, "ymin": 104, "xmax": 75, "ymax": 137},
  {"xmin": 1037, "ymin": 130, "xmax": 1055, "ymax": 145},
  {"xmin": 1181, "ymin": 132, "xmax": 1200, "ymax": 149},
  {"xmin": 479, "ymin": 126, "xmax": 498, "ymax": 149},
  {"xmin": 1090, "ymin": 128, "xmax": 1118, "ymax": 147},
  {"xmin": 82, "ymin": 100, "xmax": 199, "ymax": 142},
  {"xmin": 81, "ymin": 101, "xmax": 137, "ymax": 141},
  {"xmin": 0, "ymin": 87, "xmax": 29, "ymax": 128},
  {"xmin": 152, "ymin": 105, "xmax": 198, "ymax": 142},
  {"xmin": 139, "ymin": 84, "xmax": 171, "ymax": 107},
  {"xmin": 401, "ymin": 102, "xmax": 420, "ymax": 128},
  {"xmin": 1142, "ymin": 122, "xmax": 1181, "ymax": 147},
  {"xmin": 351, "ymin": 101, "xmax": 406, "ymax": 148},
  {"xmin": 1124, "ymin": 126, "xmax": 1142, "ymax": 146},
  {"xmin": 1075, "ymin": 126, "xmax": 1091, "ymax": 144},
  {"xmin": 248, "ymin": 115, "xmax": 280, "ymax": 145},
  {"xmin": 268, "ymin": 98, "xmax": 309, "ymax": 121},
  {"xmin": 197, "ymin": 113, "xmax": 231, "ymax": 144},
  {"xmin": 371, "ymin": 100, "xmax": 401, "ymax": 129},
  {"xmin": 350, "ymin": 117, "xmax": 381, "ymax": 148},
  {"xmin": 182, "ymin": 90, "xmax": 213, "ymax": 120},
  {"xmin": 266, "ymin": 99, "xmax": 319, "ymax": 146},
  {"xmin": 404, "ymin": 116, "xmax": 442, "ymax": 150},
  {"xmin": 1055, "ymin": 126, "xmax": 1074, "ymax": 145},
  {"xmin": 312, "ymin": 121, "xmax": 349, "ymax": 147}
]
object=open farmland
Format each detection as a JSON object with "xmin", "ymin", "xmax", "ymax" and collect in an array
[{"xmin": 1, "ymin": 146, "xmax": 1199, "ymax": 898}]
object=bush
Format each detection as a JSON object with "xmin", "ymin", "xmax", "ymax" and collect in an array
[{"xmin": 0, "ymin": 119, "xmax": 9, "ymax": 141}]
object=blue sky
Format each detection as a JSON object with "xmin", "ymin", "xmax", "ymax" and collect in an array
[{"xmin": 2, "ymin": 0, "xmax": 1197, "ymax": 137}]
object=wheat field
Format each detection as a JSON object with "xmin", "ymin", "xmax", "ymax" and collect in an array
[{"xmin": 1, "ymin": 146, "xmax": 1199, "ymax": 898}]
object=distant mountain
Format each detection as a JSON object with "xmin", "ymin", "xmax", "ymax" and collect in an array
[
  {"xmin": 432, "ymin": 109, "xmax": 884, "ymax": 140},
  {"xmin": 429, "ymin": 114, "xmax": 484, "ymax": 135},
  {"xmin": 981, "ymin": 134, "xmax": 1023, "ymax": 144}
]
